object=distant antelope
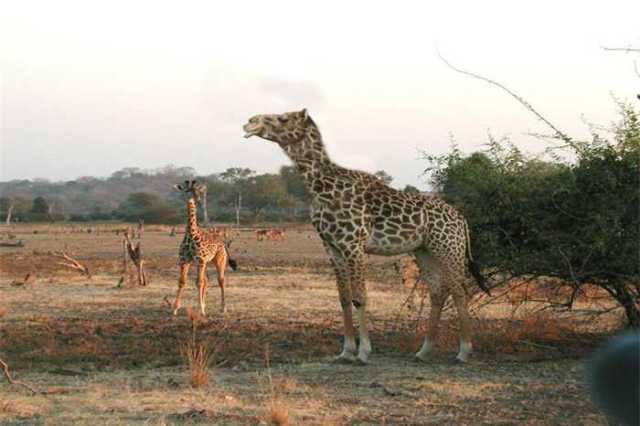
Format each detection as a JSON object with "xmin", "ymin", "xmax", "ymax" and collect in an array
[
  {"xmin": 267, "ymin": 228, "xmax": 286, "ymax": 241},
  {"xmin": 255, "ymin": 229, "xmax": 270, "ymax": 241}
]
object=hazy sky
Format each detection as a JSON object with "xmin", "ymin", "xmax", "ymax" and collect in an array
[{"xmin": 1, "ymin": 1, "xmax": 638, "ymax": 189}]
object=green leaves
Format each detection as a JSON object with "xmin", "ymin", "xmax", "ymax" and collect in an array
[{"xmin": 424, "ymin": 103, "xmax": 640, "ymax": 325}]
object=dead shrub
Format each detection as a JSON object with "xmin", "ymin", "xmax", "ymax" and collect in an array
[
  {"xmin": 262, "ymin": 344, "xmax": 292, "ymax": 426},
  {"xmin": 515, "ymin": 311, "xmax": 565, "ymax": 342},
  {"xmin": 180, "ymin": 308, "xmax": 216, "ymax": 388},
  {"xmin": 268, "ymin": 398, "xmax": 291, "ymax": 426},
  {"xmin": 474, "ymin": 310, "xmax": 569, "ymax": 355}
]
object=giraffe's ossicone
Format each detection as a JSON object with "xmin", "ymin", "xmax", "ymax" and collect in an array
[{"xmin": 243, "ymin": 109, "xmax": 489, "ymax": 364}]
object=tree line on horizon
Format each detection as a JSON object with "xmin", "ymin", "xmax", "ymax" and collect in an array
[{"xmin": 0, "ymin": 165, "xmax": 421, "ymax": 224}]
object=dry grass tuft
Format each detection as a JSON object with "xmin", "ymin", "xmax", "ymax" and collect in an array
[
  {"xmin": 0, "ymin": 400, "xmax": 41, "ymax": 419},
  {"xmin": 273, "ymin": 377, "xmax": 298, "ymax": 394},
  {"xmin": 473, "ymin": 310, "xmax": 571, "ymax": 356},
  {"xmin": 262, "ymin": 344, "xmax": 292, "ymax": 426},
  {"xmin": 180, "ymin": 339, "xmax": 214, "ymax": 388},
  {"xmin": 268, "ymin": 398, "xmax": 291, "ymax": 426},
  {"xmin": 180, "ymin": 308, "xmax": 216, "ymax": 388}
]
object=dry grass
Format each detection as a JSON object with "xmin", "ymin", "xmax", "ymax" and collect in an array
[
  {"xmin": 179, "ymin": 309, "xmax": 216, "ymax": 388},
  {"xmin": 262, "ymin": 346, "xmax": 293, "ymax": 426},
  {"xmin": 0, "ymin": 222, "xmax": 620, "ymax": 424},
  {"xmin": 268, "ymin": 398, "xmax": 291, "ymax": 426},
  {"xmin": 180, "ymin": 340, "xmax": 214, "ymax": 388},
  {"xmin": 0, "ymin": 400, "xmax": 42, "ymax": 420}
]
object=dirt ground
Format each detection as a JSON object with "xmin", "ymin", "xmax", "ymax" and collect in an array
[{"xmin": 0, "ymin": 223, "xmax": 621, "ymax": 425}]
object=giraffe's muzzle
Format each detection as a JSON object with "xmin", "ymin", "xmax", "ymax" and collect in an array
[{"xmin": 243, "ymin": 122, "xmax": 262, "ymax": 139}]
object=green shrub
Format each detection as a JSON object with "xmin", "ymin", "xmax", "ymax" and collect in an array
[{"xmin": 425, "ymin": 104, "xmax": 640, "ymax": 326}]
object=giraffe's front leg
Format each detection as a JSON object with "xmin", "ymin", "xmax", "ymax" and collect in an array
[
  {"xmin": 173, "ymin": 261, "xmax": 191, "ymax": 315},
  {"xmin": 328, "ymin": 255, "xmax": 357, "ymax": 363},
  {"xmin": 348, "ymin": 255, "xmax": 372, "ymax": 364},
  {"xmin": 196, "ymin": 262, "xmax": 208, "ymax": 317}
]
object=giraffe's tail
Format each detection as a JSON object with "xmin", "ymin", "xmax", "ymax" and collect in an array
[
  {"xmin": 225, "ymin": 245, "xmax": 238, "ymax": 271},
  {"xmin": 228, "ymin": 258, "xmax": 238, "ymax": 271},
  {"xmin": 464, "ymin": 220, "xmax": 491, "ymax": 296}
]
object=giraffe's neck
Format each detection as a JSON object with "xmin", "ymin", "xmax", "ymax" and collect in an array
[
  {"xmin": 283, "ymin": 125, "xmax": 333, "ymax": 190},
  {"xmin": 186, "ymin": 198, "xmax": 202, "ymax": 244}
]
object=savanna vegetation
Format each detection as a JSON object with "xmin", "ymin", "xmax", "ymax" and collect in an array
[
  {"xmin": 423, "ymin": 102, "xmax": 639, "ymax": 326},
  {"xmin": 0, "ymin": 166, "xmax": 414, "ymax": 225}
]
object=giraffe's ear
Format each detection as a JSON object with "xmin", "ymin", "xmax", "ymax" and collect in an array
[
  {"xmin": 299, "ymin": 108, "xmax": 308, "ymax": 121},
  {"xmin": 174, "ymin": 184, "xmax": 184, "ymax": 191}
]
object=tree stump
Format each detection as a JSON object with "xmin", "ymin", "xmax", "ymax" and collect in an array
[{"xmin": 118, "ymin": 229, "xmax": 148, "ymax": 287}]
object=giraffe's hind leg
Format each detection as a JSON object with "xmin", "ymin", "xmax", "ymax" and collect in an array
[
  {"xmin": 452, "ymin": 291, "xmax": 473, "ymax": 362},
  {"xmin": 413, "ymin": 250, "xmax": 447, "ymax": 362},
  {"xmin": 214, "ymin": 252, "xmax": 227, "ymax": 314},
  {"xmin": 173, "ymin": 261, "xmax": 191, "ymax": 315},
  {"xmin": 324, "ymin": 244, "xmax": 357, "ymax": 363},
  {"xmin": 196, "ymin": 262, "xmax": 208, "ymax": 317}
]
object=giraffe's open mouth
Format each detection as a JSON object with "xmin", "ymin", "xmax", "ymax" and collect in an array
[{"xmin": 242, "ymin": 122, "xmax": 262, "ymax": 138}]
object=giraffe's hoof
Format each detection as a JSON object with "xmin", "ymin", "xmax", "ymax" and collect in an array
[
  {"xmin": 415, "ymin": 353, "xmax": 431, "ymax": 363},
  {"xmin": 331, "ymin": 354, "xmax": 357, "ymax": 364},
  {"xmin": 449, "ymin": 357, "xmax": 466, "ymax": 365},
  {"xmin": 355, "ymin": 355, "xmax": 370, "ymax": 366}
]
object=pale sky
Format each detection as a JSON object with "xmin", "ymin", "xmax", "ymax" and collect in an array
[{"xmin": 0, "ymin": 1, "xmax": 638, "ymax": 189}]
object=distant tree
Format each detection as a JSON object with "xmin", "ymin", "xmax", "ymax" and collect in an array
[
  {"xmin": 402, "ymin": 184, "xmax": 421, "ymax": 194},
  {"xmin": 243, "ymin": 174, "xmax": 290, "ymax": 219},
  {"xmin": 280, "ymin": 165, "xmax": 311, "ymax": 202},
  {"xmin": 220, "ymin": 167, "xmax": 255, "ymax": 183},
  {"xmin": 0, "ymin": 195, "xmax": 31, "ymax": 223},
  {"xmin": 0, "ymin": 197, "xmax": 14, "ymax": 224},
  {"xmin": 374, "ymin": 170, "xmax": 394, "ymax": 185},
  {"xmin": 156, "ymin": 164, "xmax": 196, "ymax": 178},
  {"xmin": 220, "ymin": 167, "xmax": 255, "ymax": 225},
  {"xmin": 116, "ymin": 192, "xmax": 180, "ymax": 224},
  {"xmin": 31, "ymin": 196, "xmax": 49, "ymax": 214}
]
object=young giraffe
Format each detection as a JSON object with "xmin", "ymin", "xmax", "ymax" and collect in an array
[
  {"xmin": 173, "ymin": 180, "xmax": 237, "ymax": 316},
  {"xmin": 243, "ymin": 109, "xmax": 490, "ymax": 364}
]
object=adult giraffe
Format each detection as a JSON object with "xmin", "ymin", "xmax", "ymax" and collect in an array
[{"xmin": 243, "ymin": 109, "xmax": 489, "ymax": 364}]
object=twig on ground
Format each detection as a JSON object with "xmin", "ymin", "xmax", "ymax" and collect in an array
[
  {"xmin": 1, "ymin": 357, "xmax": 42, "ymax": 395},
  {"xmin": 53, "ymin": 251, "xmax": 91, "ymax": 278}
]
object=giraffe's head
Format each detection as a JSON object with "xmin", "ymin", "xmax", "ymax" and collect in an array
[
  {"xmin": 243, "ymin": 109, "xmax": 310, "ymax": 147},
  {"xmin": 174, "ymin": 180, "xmax": 206, "ymax": 203}
]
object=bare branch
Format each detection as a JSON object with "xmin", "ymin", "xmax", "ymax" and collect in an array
[
  {"xmin": 53, "ymin": 251, "xmax": 91, "ymax": 278},
  {"xmin": 436, "ymin": 48, "xmax": 580, "ymax": 151},
  {"xmin": 1, "ymin": 357, "xmax": 41, "ymax": 395},
  {"xmin": 600, "ymin": 46, "xmax": 640, "ymax": 53}
]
